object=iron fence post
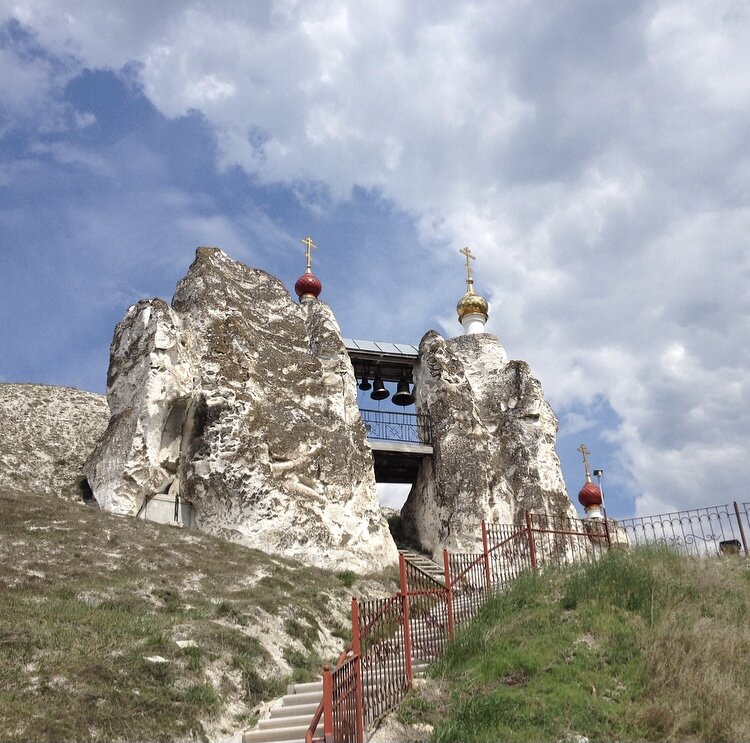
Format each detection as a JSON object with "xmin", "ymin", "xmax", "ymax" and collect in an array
[
  {"xmin": 733, "ymin": 501, "xmax": 749, "ymax": 556},
  {"xmin": 398, "ymin": 553, "xmax": 414, "ymax": 686},
  {"xmin": 351, "ymin": 598, "xmax": 365, "ymax": 743},
  {"xmin": 603, "ymin": 507, "xmax": 612, "ymax": 549},
  {"xmin": 442, "ymin": 549, "xmax": 455, "ymax": 641},
  {"xmin": 322, "ymin": 666, "xmax": 333, "ymax": 743},
  {"xmin": 481, "ymin": 520, "xmax": 493, "ymax": 592},
  {"xmin": 525, "ymin": 511, "xmax": 538, "ymax": 572}
]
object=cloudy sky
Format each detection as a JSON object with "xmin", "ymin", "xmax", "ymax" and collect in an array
[{"xmin": 1, "ymin": 0, "xmax": 748, "ymax": 517}]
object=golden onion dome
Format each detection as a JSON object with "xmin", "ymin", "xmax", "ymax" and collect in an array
[{"xmin": 457, "ymin": 290, "xmax": 489, "ymax": 322}]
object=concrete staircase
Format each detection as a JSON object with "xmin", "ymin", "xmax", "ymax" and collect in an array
[
  {"xmin": 243, "ymin": 679, "xmax": 324, "ymax": 743},
  {"xmin": 242, "ymin": 658, "xmax": 431, "ymax": 743},
  {"xmin": 243, "ymin": 553, "xmax": 444, "ymax": 743},
  {"xmin": 398, "ymin": 548, "xmax": 445, "ymax": 585}
]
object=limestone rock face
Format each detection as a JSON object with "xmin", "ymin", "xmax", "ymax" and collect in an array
[
  {"xmin": 0, "ymin": 384, "xmax": 109, "ymax": 500},
  {"xmin": 402, "ymin": 331, "xmax": 576, "ymax": 558},
  {"xmin": 85, "ymin": 248, "xmax": 397, "ymax": 571}
]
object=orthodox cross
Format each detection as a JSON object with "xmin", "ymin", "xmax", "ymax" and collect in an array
[
  {"xmin": 460, "ymin": 246, "xmax": 476, "ymax": 293},
  {"xmin": 577, "ymin": 443, "xmax": 592, "ymax": 481},
  {"xmin": 301, "ymin": 235, "xmax": 317, "ymax": 273}
]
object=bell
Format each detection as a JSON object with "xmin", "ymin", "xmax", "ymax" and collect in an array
[
  {"xmin": 392, "ymin": 378, "xmax": 415, "ymax": 406},
  {"xmin": 358, "ymin": 375, "xmax": 372, "ymax": 391},
  {"xmin": 370, "ymin": 377, "xmax": 389, "ymax": 401}
]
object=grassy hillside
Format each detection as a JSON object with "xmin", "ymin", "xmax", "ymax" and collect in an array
[
  {"xmin": 398, "ymin": 547, "xmax": 750, "ymax": 743},
  {"xmin": 0, "ymin": 489, "xmax": 394, "ymax": 742}
]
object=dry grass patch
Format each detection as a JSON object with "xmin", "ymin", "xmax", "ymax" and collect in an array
[{"xmin": 0, "ymin": 489, "xmax": 390, "ymax": 742}]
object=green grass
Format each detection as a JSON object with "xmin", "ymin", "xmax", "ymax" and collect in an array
[
  {"xmin": 399, "ymin": 547, "xmax": 750, "ymax": 743},
  {"xmin": 0, "ymin": 488, "xmax": 389, "ymax": 742}
]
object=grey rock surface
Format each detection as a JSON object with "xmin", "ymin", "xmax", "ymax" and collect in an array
[
  {"xmin": 402, "ymin": 331, "xmax": 576, "ymax": 558},
  {"xmin": 86, "ymin": 247, "xmax": 397, "ymax": 571},
  {"xmin": 0, "ymin": 383, "xmax": 109, "ymax": 500}
]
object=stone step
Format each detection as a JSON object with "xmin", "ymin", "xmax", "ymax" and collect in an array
[
  {"xmin": 288, "ymin": 680, "xmax": 322, "ymax": 694},
  {"xmin": 281, "ymin": 690, "xmax": 323, "ymax": 706},
  {"xmin": 269, "ymin": 702, "xmax": 321, "ymax": 719},
  {"xmin": 243, "ymin": 723, "xmax": 310, "ymax": 743},
  {"xmin": 244, "ymin": 633, "xmax": 435, "ymax": 743},
  {"xmin": 259, "ymin": 713, "xmax": 323, "ymax": 730}
]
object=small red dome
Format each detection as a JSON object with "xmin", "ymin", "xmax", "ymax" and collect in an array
[
  {"xmin": 295, "ymin": 272, "xmax": 322, "ymax": 300},
  {"xmin": 578, "ymin": 481, "xmax": 602, "ymax": 508}
]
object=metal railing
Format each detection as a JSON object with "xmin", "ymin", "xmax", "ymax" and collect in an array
[
  {"xmin": 306, "ymin": 501, "xmax": 750, "ymax": 743},
  {"xmin": 360, "ymin": 408, "xmax": 432, "ymax": 445},
  {"xmin": 616, "ymin": 501, "xmax": 749, "ymax": 557}
]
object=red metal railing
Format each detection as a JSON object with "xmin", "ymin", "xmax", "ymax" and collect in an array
[
  {"xmin": 525, "ymin": 511, "xmax": 611, "ymax": 567},
  {"xmin": 358, "ymin": 592, "xmax": 408, "ymax": 728},
  {"xmin": 446, "ymin": 551, "xmax": 487, "ymax": 625},
  {"xmin": 485, "ymin": 522, "xmax": 531, "ymax": 587},
  {"xmin": 307, "ymin": 510, "xmax": 618, "ymax": 743},
  {"xmin": 404, "ymin": 560, "xmax": 450, "ymax": 664},
  {"xmin": 306, "ymin": 502, "xmax": 750, "ymax": 743}
]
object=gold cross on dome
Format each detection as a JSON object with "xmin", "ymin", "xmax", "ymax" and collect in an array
[
  {"xmin": 460, "ymin": 246, "xmax": 476, "ymax": 292},
  {"xmin": 577, "ymin": 444, "xmax": 591, "ymax": 481},
  {"xmin": 301, "ymin": 235, "xmax": 317, "ymax": 273}
]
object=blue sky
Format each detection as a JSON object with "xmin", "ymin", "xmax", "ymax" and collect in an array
[{"xmin": 2, "ymin": 1, "xmax": 749, "ymax": 517}]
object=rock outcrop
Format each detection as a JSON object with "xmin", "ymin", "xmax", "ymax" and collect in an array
[
  {"xmin": 85, "ymin": 248, "xmax": 397, "ymax": 572},
  {"xmin": 401, "ymin": 331, "xmax": 576, "ymax": 558},
  {"xmin": 0, "ymin": 383, "xmax": 109, "ymax": 500}
]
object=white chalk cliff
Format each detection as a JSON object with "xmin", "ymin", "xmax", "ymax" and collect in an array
[
  {"xmin": 0, "ymin": 383, "xmax": 108, "ymax": 501},
  {"xmin": 85, "ymin": 248, "xmax": 397, "ymax": 571},
  {"xmin": 402, "ymin": 331, "xmax": 576, "ymax": 558}
]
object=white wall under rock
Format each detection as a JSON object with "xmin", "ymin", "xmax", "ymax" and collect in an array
[
  {"xmin": 85, "ymin": 248, "xmax": 397, "ymax": 572},
  {"xmin": 402, "ymin": 331, "xmax": 577, "ymax": 559}
]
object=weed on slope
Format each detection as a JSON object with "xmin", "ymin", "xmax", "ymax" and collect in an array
[
  {"xmin": 398, "ymin": 546, "xmax": 750, "ymax": 743},
  {"xmin": 0, "ymin": 489, "xmax": 390, "ymax": 742}
]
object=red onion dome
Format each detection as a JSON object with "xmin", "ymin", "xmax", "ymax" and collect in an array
[
  {"xmin": 295, "ymin": 272, "xmax": 322, "ymax": 300},
  {"xmin": 578, "ymin": 481, "xmax": 602, "ymax": 508}
]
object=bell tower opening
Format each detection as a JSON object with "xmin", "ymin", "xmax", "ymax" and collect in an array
[{"xmin": 345, "ymin": 337, "xmax": 433, "ymax": 505}]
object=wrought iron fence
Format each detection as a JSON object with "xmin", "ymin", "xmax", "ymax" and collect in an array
[
  {"xmin": 616, "ymin": 501, "xmax": 749, "ymax": 557},
  {"xmin": 360, "ymin": 408, "xmax": 432, "ymax": 445},
  {"xmin": 405, "ymin": 561, "xmax": 451, "ymax": 662},
  {"xmin": 526, "ymin": 512, "xmax": 611, "ymax": 567},
  {"xmin": 308, "ymin": 501, "xmax": 750, "ymax": 743},
  {"xmin": 357, "ymin": 594, "xmax": 408, "ymax": 728},
  {"xmin": 330, "ymin": 656, "xmax": 359, "ymax": 743},
  {"xmin": 485, "ymin": 522, "xmax": 531, "ymax": 588},
  {"xmin": 447, "ymin": 552, "xmax": 488, "ymax": 625}
]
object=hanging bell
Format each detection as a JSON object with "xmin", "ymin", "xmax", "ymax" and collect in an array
[
  {"xmin": 392, "ymin": 378, "xmax": 415, "ymax": 406},
  {"xmin": 370, "ymin": 377, "xmax": 389, "ymax": 401},
  {"xmin": 358, "ymin": 374, "xmax": 372, "ymax": 391}
]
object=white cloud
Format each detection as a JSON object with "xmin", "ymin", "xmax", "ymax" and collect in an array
[
  {"xmin": 3, "ymin": 0, "xmax": 750, "ymax": 514},
  {"xmin": 376, "ymin": 483, "xmax": 409, "ymax": 509}
]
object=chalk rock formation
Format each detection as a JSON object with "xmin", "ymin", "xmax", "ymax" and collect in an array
[
  {"xmin": 402, "ymin": 331, "xmax": 576, "ymax": 558},
  {"xmin": 0, "ymin": 383, "xmax": 108, "ymax": 500},
  {"xmin": 85, "ymin": 248, "xmax": 397, "ymax": 571}
]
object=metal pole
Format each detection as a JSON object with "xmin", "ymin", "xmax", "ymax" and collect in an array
[
  {"xmin": 322, "ymin": 666, "xmax": 333, "ymax": 743},
  {"xmin": 399, "ymin": 553, "xmax": 413, "ymax": 686},
  {"xmin": 481, "ymin": 520, "xmax": 492, "ymax": 592},
  {"xmin": 351, "ymin": 598, "xmax": 365, "ymax": 743},
  {"xmin": 595, "ymin": 469, "xmax": 611, "ymax": 549},
  {"xmin": 443, "ymin": 549, "xmax": 455, "ymax": 640},
  {"xmin": 525, "ymin": 511, "xmax": 538, "ymax": 572},
  {"xmin": 733, "ymin": 501, "xmax": 749, "ymax": 556}
]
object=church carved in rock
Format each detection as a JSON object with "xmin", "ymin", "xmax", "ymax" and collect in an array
[{"xmin": 84, "ymin": 239, "xmax": 577, "ymax": 569}]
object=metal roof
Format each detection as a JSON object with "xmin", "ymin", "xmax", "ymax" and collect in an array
[
  {"xmin": 344, "ymin": 338, "xmax": 420, "ymax": 383},
  {"xmin": 343, "ymin": 338, "xmax": 419, "ymax": 357}
]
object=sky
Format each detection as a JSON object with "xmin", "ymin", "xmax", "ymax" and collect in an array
[{"xmin": 1, "ymin": 1, "xmax": 749, "ymax": 518}]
